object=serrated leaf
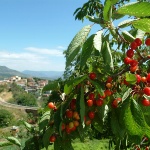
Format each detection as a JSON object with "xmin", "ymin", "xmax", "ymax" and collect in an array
[
  {"xmin": 122, "ymin": 30, "xmax": 135, "ymax": 42},
  {"xmin": 125, "ymin": 73, "xmax": 136, "ymax": 85},
  {"xmin": 122, "ymin": 88, "xmax": 132, "ymax": 102},
  {"xmin": 6, "ymin": 137, "xmax": 21, "ymax": 147},
  {"xmin": 111, "ymin": 109, "xmax": 125, "ymax": 138},
  {"xmin": 103, "ymin": 0, "xmax": 119, "ymax": 21},
  {"xmin": 80, "ymin": 86, "xmax": 85, "ymax": 123},
  {"xmin": 101, "ymin": 41, "xmax": 114, "ymax": 69},
  {"xmin": 43, "ymin": 126, "xmax": 54, "ymax": 149},
  {"xmin": 131, "ymin": 100, "xmax": 146, "ymax": 127},
  {"xmin": 66, "ymin": 25, "xmax": 91, "ymax": 67},
  {"xmin": 94, "ymin": 30, "xmax": 103, "ymax": 52},
  {"xmin": 80, "ymin": 34, "xmax": 95, "ymax": 67},
  {"xmin": 132, "ymin": 19, "xmax": 150, "ymax": 33},
  {"xmin": 136, "ymin": 29, "xmax": 145, "ymax": 39},
  {"xmin": 40, "ymin": 113, "xmax": 50, "ymax": 123},
  {"xmin": 23, "ymin": 121, "xmax": 33, "ymax": 131},
  {"xmin": 118, "ymin": 19, "xmax": 135, "ymax": 28},
  {"xmin": 123, "ymin": 99, "xmax": 150, "ymax": 141},
  {"xmin": 117, "ymin": 2, "xmax": 150, "ymax": 17}
]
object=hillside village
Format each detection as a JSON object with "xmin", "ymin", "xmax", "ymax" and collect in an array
[{"xmin": 0, "ymin": 76, "xmax": 50, "ymax": 97}]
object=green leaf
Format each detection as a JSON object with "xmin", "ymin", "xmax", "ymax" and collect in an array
[
  {"xmin": 94, "ymin": 30, "xmax": 103, "ymax": 52},
  {"xmin": 80, "ymin": 34, "xmax": 95, "ymax": 68},
  {"xmin": 6, "ymin": 137, "xmax": 21, "ymax": 147},
  {"xmin": 23, "ymin": 121, "xmax": 33, "ymax": 131},
  {"xmin": 64, "ymin": 75, "xmax": 87, "ymax": 95},
  {"xmin": 54, "ymin": 107, "xmax": 62, "ymax": 132},
  {"xmin": 122, "ymin": 30, "xmax": 135, "ymax": 42},
  {"xmin": 42, "ymin": 82, "xmax": 58, "ymax": 93},
  {"xmin": 0, "ymin": 141, "xmax": 12, "ymax": 147},
  {"xmin": 131, "ymin": 100, "xmax": 146, "ymax": 127},
  {"xmin": 64, "ymin": 84, "xmax": 73, "ymax": 95},
  {"xmin": 111, "ymin": 109, "xmax": 125, "ymax": 138},
  {"xmin": 86, "ymin": 15, "xmax": 100, "ymax": 24},
  {"xmin": 90, "ymin": 80, "xmax": 104, "ymax": 95},
  {"xmin": 118, "ymin": 19, "xmax": 135, "ymax": 28},
  {"xmin": 125, "ymin": 73, "xmax": 136, "ymax": 85},
  {"xmin": 117, "ymin": 2, "xmax": 150, "ymax": 17},
  {"xmin": 93, "ymin": 106, "xmax": 105, "ymax": 133},
  {"xmin": 66, "ymin": 25, "xmax": 91, "ymax": 67},
  {"xmin": 101, "ymin": 41, "xmax": 114, "ymax": 69},
  {"xmin": 132, "ymin": 19, "xmax": 150, "ymax": 33},
  {"xmin": 136, "ymin": 29, "xmax": 145, "ymax": 39},
  {"xmin": 42, "ymin": 126, "xmax": 54, "ymax": 149},
  {"xmin": 80, "ymin": 86, "xmax": 85, "ymax": 123},
  {"xmin": 122, "ymin": 88, "xmax": 132, "ymax": 102},
  {"xmin": 103, "ymin": 0, "xmax": 119, "ymax": 21},
  {"xmin": 123, "ymin": 99, "xmax": 150, "ymax": 141}
]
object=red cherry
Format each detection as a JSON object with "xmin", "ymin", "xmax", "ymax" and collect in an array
[
  {"xmin": 134, "ymin": 38, "xmax": 142, "ymax": 46},
  {"xmin": 130, "ymin": 65, "xmax": 138, "ymax": 72},
  {"xmin": 126, "ymin": 49, "xmax": 134, "ymax": 58},
  {"xmin": 104, "ymin": 89, "xmax": 112, "ymax": 96},
  {"xmin": 49, "ymin": 135, "xmax": 56, "ymax": 142},
  {"xmin": 89, "ymin": 93, "xmax": 95, "ymax": 100},
  {"xmin": 89, "ymin": 72, "xmax": 96, "ymax": 80},
  {"xmin": 96, "ymin": 99, "xmax": 103, "ymax": 106},
  {"xmin": 130, "ymin": 59, "xmax": 138, "ymax": 67},
  {"xmin": 87, "ymin": 99, "xmax": 93, "ymax": 107},
  {"xmin": 136, "ymin": 74, "xmax": 141, "ymax": 83},
  {"xmin": 143, "ymin": 87, "xmax": 150, "ymax": 96},
  {"xmin": 145, "ymin": 146, "xmax": 149, "ymax": 150},
  {"xmin": 66, "ymin": 109, "xmax": 73, "ymax": 118},
  {"xmin": 48, "ymin": 102, "xmax": 55, "ymax": 109},
  {"xmin": 124, "ymin": 79, "xmax": 129, "ymax": 85},
  {"xmin": 106, "ymin": 76, "xmax": 113, "ymax": 83},
  {"xmin": 98, "ymin": 92, "xmax": 106, "ymax": 99},
  {"xmin": 145, "ymin": 38, "xmax": 150, "ymax": 46},
  {"xmin": 147, "ymin": 73, "xmax": 150, "ymax": 83},
  {"xmin": 142, "ymin": 99, "xmax": 150, "ymax": 106},
  {"xmin": 112, "ymin": 98, "xmax": 122, "ymax": 108},
  {"xmin": 70, "ymin": 99, "xmax": 76, "ymax": 110},
  {"xmin": 124, "ymin": 57, "xmax": 132, "ymax": 65},
  {"xmin": 141, "ymin": 76, "xmax": 147, "ymax": 83},
  {"xmin": 88, "ymin": 111, "xmax": 95, "ymax": 119},
  {"xmin": 130, "ymin": 41, "xmax": 138, "ymax": 49}
]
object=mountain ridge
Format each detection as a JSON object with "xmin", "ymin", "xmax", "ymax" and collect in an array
[
  {"xmin": 22, "ymin": 70, "xmax": 64, "ymax": 79},
  {"xmin": 0, "ymin": 66, "xmax": 64, "ymax": 80}
]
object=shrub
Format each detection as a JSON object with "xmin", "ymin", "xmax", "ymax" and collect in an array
[{"xmin": 0, "ymin": 109, "xmax": 14, "ymax": 127}]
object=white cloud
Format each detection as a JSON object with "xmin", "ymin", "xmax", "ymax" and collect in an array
[
  {"xmin": 57, "ymin": 46, "xmax": 66, "ymax": 50},
  {"xmin": 24, "ymin": 47, "xmax": 64, "ymax": 56},
  {"xmin": 0, "ymin": 48, "xmax": 66, "ymax": 71}
]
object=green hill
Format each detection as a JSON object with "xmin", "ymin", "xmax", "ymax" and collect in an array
[{"xmin": 0, "ymin": 66, "xmax": 29, "ymax": 80}]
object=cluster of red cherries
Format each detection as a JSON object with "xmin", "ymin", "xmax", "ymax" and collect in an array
[{"xmin": 123, "ymin": 38, "xmax": 150, "ymax": 106}]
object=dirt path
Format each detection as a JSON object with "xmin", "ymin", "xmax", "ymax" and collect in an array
[{"xmin": 0, "ymin": 97, "xmax": 40, "ymax": 110}]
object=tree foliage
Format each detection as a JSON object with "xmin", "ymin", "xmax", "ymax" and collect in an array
[{"xmin": 4, "ymin": 0, "xmax": 150, "ymax": 150}]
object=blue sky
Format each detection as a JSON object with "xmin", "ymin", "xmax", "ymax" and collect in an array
[{"xmin": 0, "ymin": 0, "xmax": 96, "ymax": 71}]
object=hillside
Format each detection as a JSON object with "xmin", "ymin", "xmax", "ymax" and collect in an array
[
  {"xmin": 0, "ymin": 66, "xmax": 29, "ymax": 80},
  {"xmin": 0, "ymin": 66, "xmax": 64, "ymax": 80},
  {"xmin": 22, "ymin": 70, "xmax": 64, "ymax": 79}
]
